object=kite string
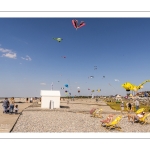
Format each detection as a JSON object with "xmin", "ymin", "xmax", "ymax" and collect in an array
[
  {"xmin": 67, "ymin": 79, "xmax": 71, "ymax": 96},
  {"xmin": 108, "ymin": 83, "xmax": 115, "ymax": 91},
  {"xmin": 103, "ymin": 77, "xmax": 115, "ymax": 91}
]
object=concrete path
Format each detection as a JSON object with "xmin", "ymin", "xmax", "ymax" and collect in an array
[{"xmin": 0, "ymin": 103, "xmax": 31, "ymax": 133}]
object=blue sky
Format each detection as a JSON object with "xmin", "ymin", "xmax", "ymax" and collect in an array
[{"xmin": 0, "ymin": 18, "xmax": 150, "ymax": 97}]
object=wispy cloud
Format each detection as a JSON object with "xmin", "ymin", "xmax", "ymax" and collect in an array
[
  {"xmin": 40, "ymin": 83, "xmax": 46, "ymax": 85},
  {"xmin": 0, "ymin": 48, "xmax": 14, "ymax": 53},
  {"xmin": 2, "ymin": 53, "xmax": 17, "ymax": 59},
  {"xmin": 0, "ymin": 47, "xmax": 17, "ymax": 59},
  {"xmin": 21, "ymin": 55, "xmax": 32, "ymax": 61}
]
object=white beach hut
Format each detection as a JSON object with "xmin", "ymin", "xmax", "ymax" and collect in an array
[{"xmin": 40, "ymin": 90, "xmax": 60, "ymax": 109}]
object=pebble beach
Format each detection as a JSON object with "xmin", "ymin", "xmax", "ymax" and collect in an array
[{"xmin": 11, "ymin": 99, "xmax": 150, "ymax": 133}]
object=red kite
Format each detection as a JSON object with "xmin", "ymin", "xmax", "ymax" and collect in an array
[{"xmin": 72, "ymin": 19, "xmax": 85, "ymax": 30}]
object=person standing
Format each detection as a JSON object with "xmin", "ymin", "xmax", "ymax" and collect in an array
[
  {"xmin": 126, "ymin": 102, "xmax": 129, "ymax": 110},
  {"xmin": 131, "ymin": 102, "xmax": 135, "ymax": 112},
  {"xmin": 128, "ymin": 101, "xmax": 132, "ymax": 113},
  {"xmin": 67, "ymin": 100, "xmax": 69, "ymax": 104},
  {"xmin": 9, "ymin": 97, "xmax": 15, "ymax": 114},
  {"xmin": 2, "ymin": 98, "xmax": 9, "ymax": 113},
  {"xmin": 120, "ymin": 101, "xmax": 124, "ymax": 114},
  {"xmin": 135, "ymin": 99, "xmax": 140, "ymax": 111},
  {"xmin": 72, "ymin": 96, "xmax": 74, "ymax": 101},
  {"xmin": 26, "ymin": 97, "xmax": 28, "ymax": 103},
  {"xmin": 30, "ymin": 97, "xmax": 33, "ymax": 103}
]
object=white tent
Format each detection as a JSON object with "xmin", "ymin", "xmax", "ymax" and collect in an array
[{"xmin": 115, "ymin": 94, "xmax": 122, "ymax": 100}]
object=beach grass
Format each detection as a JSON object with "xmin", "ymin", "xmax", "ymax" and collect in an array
[{"xmin": 107, "ymin": 101, "xmax": 150, "ymax": 112}]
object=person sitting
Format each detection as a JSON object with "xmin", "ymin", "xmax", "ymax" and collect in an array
[
  {"xmin": 90, "ymin": 108, "xmax": 97, "ymax": 115},
  {"xmin": 128, "ymin": 111, "xmax": 145, "ymax": 124},
  {"xmin": 100, "ymin": 114, "xmax": 114, "ymax": 126}
]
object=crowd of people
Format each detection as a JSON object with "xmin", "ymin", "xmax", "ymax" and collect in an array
[
  {"xmin": 100, "ymin": 100, "xmax": 146, "ymax": 126},
  {"xmin": 26, "ymin": 97, "xmax": 38, "ymax": 103},
  {"xmin": 120, "ymin": 99, "xmax": 140, "ymax": 114},
  {"xmin": 119, "ymin": 99, "xmax": 146, "ymax": 124},
  {"xmin": 2, "ymin": 97, "xmax": 19, "ymax": 114},
  {"xmin": 2, "ymin": 97, "xmax": 39, "ymax": 114}
]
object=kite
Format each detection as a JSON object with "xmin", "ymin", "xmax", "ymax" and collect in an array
[
  {"xmin": 94, "ymin": 66, "xmax": 97, "ymax": 70},
  {"xmin": 61, "ymin": 87, "xmax": 64, "ymax": 89},
  {"xmin": 53, "ymin": 38, "xmax": 63, "ymax": 42},
  {"xmin": 72, "ymin": 19, "xmax": 78, "ymax": 29},
  {"xmin": 65, "ymin": 90, "xmax": 68, "ymax": 93},
  {"xmin": 72, "ymin": 19, "xmax": 86, "ymax": 30},
  {"xmin": 88, "ymin": 76, "xmax": 94, "ymax": 79},
  {"xmin": 122, "ymin": 80, "xmax": 150, "ymax": 92},
  {"xmin": 91, "ymin": 90, "xmax": 94, "ymax": 92},
  {"xmin": 62, "ymin": 56, "xmax": 66, "ymax": 58},
  {"xmin": 88, "ymin": 88, "xmax": 90, "ymax": 90},
  {"xmin": 115, "ymin": 79, "xmax": 119, "ymax": 82},
  {"xmin": 77, "ymin": 87, "xmax": 80, "ymax": 93},
  {"xmin": 65, "ymin": 84, "xmax": 68, "ymax": 88},
  {"xmin": 97, "ymin": 89, "xmax": 101, "ymax": 92},
  {"xmin": 65, "ymin": 92, "xmax": 68, "ymax": 96}
]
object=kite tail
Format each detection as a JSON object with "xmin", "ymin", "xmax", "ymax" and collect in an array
[{"xmin": 137, "ymin": 80, "xmax": 150, "ymax": 90}]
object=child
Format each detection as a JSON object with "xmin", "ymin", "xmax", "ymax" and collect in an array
[
  {"xmin": 14, "ymin": 105, "xmax": 19, "ymax": 114},
  {"xmin": 6, "ymin": 106, "xmax": 10, "ymax": 113}
]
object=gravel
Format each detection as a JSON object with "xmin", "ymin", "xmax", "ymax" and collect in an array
[{"xmin": 11, "ymin": 100, "xmax": 150, "ymax": 133}]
